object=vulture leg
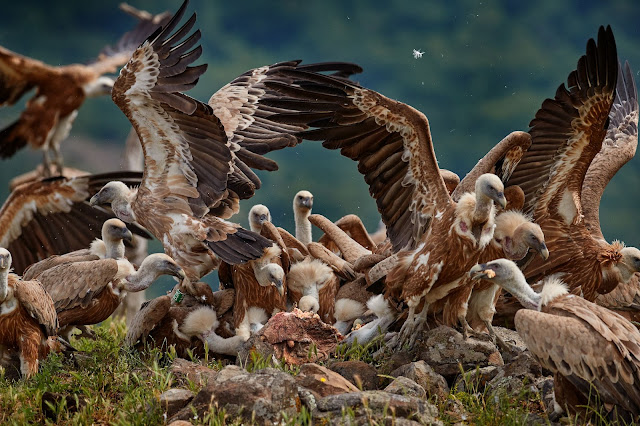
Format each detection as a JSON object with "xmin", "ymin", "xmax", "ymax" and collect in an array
[
  {"xmin": 52, "ymin": 144, "xmax": 64, "ymax": 176},
  {"xmin": 484, "ymin": 320, "xmax": 516, "ymax": 354},
  {"xmin": 460, "ymin": 316, "xmax": 478, "ymax": 340},
  {"xmin": 42, "ymin": 150, "xmax": 53, "ymax": 178},
  {"xmin": 408, "ymin": 302, "xmax": 430, "ymax": 348},
  {"xmin": 75, "ymin": 325, "xmax": 97, "ymax": 340},
  {"xmin": 18, "ymin": 337, "xmax": 39, "ymax": 379}
]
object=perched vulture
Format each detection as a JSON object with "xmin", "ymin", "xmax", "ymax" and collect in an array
[
  {"xmin": 89, "ymin": 0, "xmax": 362, "ymax": 288},
  {"xmin": 471, "ymin": 259, "xmax": 640, "ymax": 422},
  {"xmin": 0, "ymin": 171, "xmax": 149, "ymax": 275},
  {"xmin": 0, "ymin": 4, "xmax": 172, "ymax": 174},
  {"xmin": 293, "ymin": 190, "xmax": 314, "ymax": 245},
  {"xmin": 248, "ymin": 204, "xmax": 272, "ymax": 233},
  {"xmin": 0, "ymin": 248, "xmax": 58, "ymax": 378},
  {"xmin": 501, "ymin": 27, "xmax": 640, "ymax": 301},
  {"xmin": 36, "ymin": 253, "xmax": 185, "ymax": 340}
]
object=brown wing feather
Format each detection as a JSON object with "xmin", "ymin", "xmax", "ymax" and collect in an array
[
  {"xmin": 12, "ymin": 275, "xmax": 58, "ymax": 336},
  {"xmin": 307, "ymin": 242, "xmax": 355, "ymax": 281},
  {"xmin": 260, "ymin": 222, "xmax": 290, "ymax": 273},
  {"xmin": 452, "ymin": 131, "xmax": 531, "ymax": 201},
  {"xmin": 267, "ymin": 70, "xmax": 452, "ymax": 251},
  {"xmin": 582, "ymin": 61, "xmax": 638, "ymax": 239},
  {"xmin": 36, "ymin": 259, "xmax": 119, "ymax": 312},
  {"xmin": 0, "ymin": 46, "xmax": 51, "ymax": 106},
  {"xmin": 507, "ymin": 26, "xmax": 618, "ymax": 222},
  {"xmin": 22, "ymin": 249, "xmax": 98, "ymax": 281},
  {"xmin": 124, "ymin": 295, "xmax": 171, "ymax": 346}
]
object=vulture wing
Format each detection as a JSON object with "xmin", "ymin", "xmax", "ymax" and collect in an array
[
  {"xmin": 452, "ymin": 131, "xmax": 531, "ymax": 201},
  {"xmin": 37, "ymin": 259, "xmax": 120, "ymax": 312},
  {"xmin": 12, "ymin": 275, "xmax": 58, "ymax": 336},
  {"xmin": 22, "ymin": 249, "xmax": 99, "ymax": 281},
  {"xmin": 582, "ymin": 61, "xmax": 638, "ymax": 240},
  {"xmin": 124, "ymin": 295, "xmax": 171, "ymax": 346},
  {"xmin": 0, "ymin": 46, "xmax": 50, "ymax": 107},
  {"xmin": 267, "ymin": 71, "xmax": 453, "ymax": 252},
  {"xmin": 507, "ymin": 26, "xmax": 618, "ymax": 222},
  {"xmin": 0, "ymin": 172, "xmax": 149, "ymax": 275}
]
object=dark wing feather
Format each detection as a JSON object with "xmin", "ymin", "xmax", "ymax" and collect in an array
[{"xmin": 124, "ymin": 295, "xmax": 171, "ymax": 346}]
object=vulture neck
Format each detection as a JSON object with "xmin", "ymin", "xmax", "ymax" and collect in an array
[
  {"xmin": 104, "ymin": 238, "xmax": 125, "ymax": 259},
  {"xmin": 122, "ymin": 260, "xmax": 158, "ymax": 292},
  {"xmin": 295, "ymin": 208, "xmax": 312, "ymax": 245},
  {"xmin": 0, "ymin": 269, "xmax": 9, "ymax": 302},
  {"xmin": 472, "ymin": 192, "xmax": 495, "ymax": 226}
]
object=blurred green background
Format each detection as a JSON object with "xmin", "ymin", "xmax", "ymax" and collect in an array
[{"xmin": 1, "ymin": 0, "xmax": 639, "ymax": 297}]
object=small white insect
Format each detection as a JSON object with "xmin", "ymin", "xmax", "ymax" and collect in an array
[{"xmin": 412, "ymin": 49, "xmax": 424, "ymax": 59}]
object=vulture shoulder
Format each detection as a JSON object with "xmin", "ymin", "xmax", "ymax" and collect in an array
[
  {"xmin": 10, "ymin": 274, "xmax": 58, "ymax": 337},
  {"xmin": 267, "ymin": 69, "xmax": 454, "ymax": 252},
  {"xmin": 36, "ymin": 259, "xmax": 122, "ymax": 312},
  {"xmin": 22, "ymin": 249, "xmax": 99, "ymax": 281},
  {"xmin": 582, "ymin": 61, "xmax": 638, "ymax": 240},
  {"xmin": 124, "ymin": 295, "xmax": 172, "ymax": 347},
  {"xmin": 452, "ymin": 131, "xmax": 531, "ymax": 201},
  {"xmin": 0, "ymin": 172, "xmax": 148, "ymax": 275}
]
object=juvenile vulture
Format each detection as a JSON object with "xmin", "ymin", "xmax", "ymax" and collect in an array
[
  {"xmin": 0, "ymin": 171, "xmax": 149, "ymax": 275},
  {"xmin": 293, "ymin": 190, "xmax": 314, "ymax": 245},
  {"xmin": 0, "ymin": 4, "xmax": 172, "ymax": 174},
  {"xmin": 36, "ymin": 253, "xmax": 185, "ymax": 340},
  {"xmin": 501, "ymin": 27, "xmax": 640, "ymax": 301},
  {"xmin": 471, "ymin": 259, "xmax": 640, "ymax": 422},
  {"xmin": 89, "ymin": 0, "xmax": 362, "ymax": 289},
  {"xmin": 0, "ymin": 248, "xmax": 58, "ymax": 378}
]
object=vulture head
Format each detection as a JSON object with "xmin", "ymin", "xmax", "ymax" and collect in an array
[
  {"xmin": 294, "ymin": 190, "xmax": 314, "ymax": 213},
  {"xmin": 83, "ymin": 76, "xmax": 115, "ymax": 98},
  {"xmin": 124, "ymin": 253, "xmax": 186, "ymax": 293},
  {"xmin": 248, "ymin": 204, "xmax": 272, "ymax": 233},
  {"xmin": 508, "ymin": 222, "xmax": 549, "ymax": 261},
  {"xmin": 102, "ymin": 218, "xmax": 133, "ymax": 244},
  {"xmin": 475, "ymin": 174, "xmax": 507, "ymax": 209},
  {"xmin": 0, "ymin": 247, "xmax": 11, "ymax": 271},
  {"xmin": 469, "ymin": 258, "xmax": 541, "ymax": 310},
  {"xmin": 618, "ymin": 247, "xmax": 640, "ymax": 282},
  {"xmin": 299, "ymin": 295, "xmax": 320, "ymax": 313},
  {"xmin": 90, "ymin": 181, "xmax": 136, "ymax": 222},
  {"xmin": 256, "ymin": 263, "xmax": 285, "ymax": 296}
]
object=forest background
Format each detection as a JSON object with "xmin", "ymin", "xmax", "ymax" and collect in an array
[{"xmin": 1, "ymin": 0, "xmax": 639, "ymax": 295}]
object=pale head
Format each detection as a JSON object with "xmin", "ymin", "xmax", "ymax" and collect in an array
[
  {"xmin": 511, "ymin": 222, "xmax": 548, "ymax": 261},
  {"xmin": 475, "ymin": 174, "xmax": 506, "ymax": 209},
  {"xmin": 298, "ymin": 295, "xmax": 320, "ymax": 313},
  {"xmin": 619, "ymin": 247, "xmax": 640, "ymax": 282},
  {"xmin": 257, "ymin": 263, "xmax": 285, "ymax": 296},
  {"xmin": 83, "ymin": 76, "xmax": 115, "ymax": 98},
  {"xmin": 248, "ymin": 204, "xmax": 271, "ymax": 232},
  {"xmin": 90, "ymin": 181, "xmax": 131, "ymax": 207},
  {"xmin": 138, "ymin": 253, "xmax": 186, "ymax": 281},
  {"xmin": 469, "ymin": 258, "xmax": 541, "ymax": 310},
  {"xmin": 294, "ymin": 190, "xmax": 314, "ymax": 212},
  {"xmin": 102, "ymin": 218, "xmax": 133, "ymax": 244},
  {"xmin": 0, "ymin": 248, "xmax": 11, "ymax": 271}
]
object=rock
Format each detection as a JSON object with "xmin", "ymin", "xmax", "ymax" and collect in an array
[
  {"xmin": 296, "ymin": 363, "xmax": 359, "ymax": 398},
  {"xmin": 159, "ymin": 388, "xmax": 194, "ymax": 418},
  {"xmin": 329, "ymin": 360, "xmax": 379, "ymax": 390},
  {"xmin": 384, "ymin": 376, "xmax": 427, "ymax": 399},
  {"xmin": 168, "ymin": 421, "xmax": 192, "ymax": 426},
  {"xmin": 486, "ymin": 352, "xmax": 543, "ymax": 396},
  {"xmin": 170, "ymin": 368, "xmax": 301, "ymax": 424},
  {"xmin": 414, "ymin": 325, "xmax": 503, "ymax": 378},
  {"xmin": 379, "ymin": 350, "xmax": 413, "ymax": 375},
  {"xmin": 391, "ymin": 361, "xmax": 449, "ymax": 400},
  {"xmin": 453, "ymin": 366, "xmax": 499, "ymax": 393},
  {"xmin": 169, "ymin": 358, "xmax": 217, "ymax": 386},
  {"xmin": 212, "ymin": 365, "xmax": 245, "ymax": 384},
  {"xmin": 42, "ymin": 392, "xmax": 86, "ymax": 420},
  {"xmin": 238, "ymin": 309, "xmax": 343, "ymax": 365},
  {"xmin": 314, "ymin": 390, "xmax": 442, "ymax": 425}
]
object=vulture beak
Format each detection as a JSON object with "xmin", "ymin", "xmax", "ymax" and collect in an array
[
  {"xmin": 89, "ymin": 192, "xmax": 101, "ymax": 207},
  {"xmin": 169, "ymin": 264, "xmax": 186, "ymax": 281},
  {"xmin": 122, "ymin": 228, "xmax": 133, "ymax": 244},
  {"xmin": 272, "ymin": 279, "xmax": 285, "ymax": 296},
  {"xmin": 301, "ymin": 198, "xmax": 312, "ymax": 209},
  {"xmin": 259, "ymin": 214, "xmax": 268, "ymax": 223},
  {"xmin": 538, "ymin": 243, "xmax": 550, "ymax": 261},
  {"xmin": 0, "ymin": 254, "xmax": 9, "ymax": 270},
  {"xmin": 469, "ymin": 263, "xmax": 495, "ymax": 280},
  {"xmin": 496, "ymin": 192, "xmax": 507, "ymax": 210}
]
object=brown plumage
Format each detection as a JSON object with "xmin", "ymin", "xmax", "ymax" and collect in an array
[
  {"xmin": 0, "ymin": 172, "xmax": 149, "ymax": 275},
  {"xmin": 503, "ymin": 27, "xmax": 638, "ymax": 302},
  {"xmin": 472, "ymin": 259, "xmax": 640, "ymax": 422},
  {"xmin": 0, "ymin": 5, "xmax": 171, "ymax": 174},
  {"xmin": 0, "ymin": 248, "xmax": 57, "ymax": 378},
  {"xmin": 89, "ymin": 1, "xmax": 362, "ymax": 289}
]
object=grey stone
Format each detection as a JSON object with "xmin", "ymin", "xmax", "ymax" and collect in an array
[
  {"xmin": 384, "ymin": 376, "xmax": 427, "ymax": 399},
  {"xmin": 296, "ymin": 363, "xmax": 359, "ymax": 398},
  {"xmin": 391, "ymin": 360, "xmax": 450, "ymax": 400},
  {"xmin": 169, "ymin": 358, "xmax": 217, "ymax": 386},
  {"xmin": 158, "ymin": 388, "xmax": 194, "ymax": 418}
]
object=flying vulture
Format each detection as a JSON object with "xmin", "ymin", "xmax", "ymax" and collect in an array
[
  {"xmin": 0, "ymin": 4, "xmax": 172, "ymax": 174},
  {"xmin": 0, "ymin": 247, "xmax": 58, "ymax": 378},
  {"xmin": 501, "ymin": 27, "xmax": 640, "ymax": 301},
  {"xmin": 471, "ymin": 259, "xmax": 640, "ymax": 422},
  {"xmin": 0, "ymin": 171, "xmax": 149, "ymax": 275},
  {"xmin": 89, "ymin": 0, "xmax": 362, "ymax": 288}
]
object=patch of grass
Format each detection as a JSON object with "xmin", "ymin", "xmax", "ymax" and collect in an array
[
  {"xmin": 333, "ymin": 332, "xmax": 385, "ymax": 365},
  {"xmin": 240, "ymin": 350, "xmax": 300, "ymax": 375}
]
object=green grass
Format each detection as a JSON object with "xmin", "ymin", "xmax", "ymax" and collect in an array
[{"xmin": 0, "ymin": 319, "xmax": 623, "ymax": 425}]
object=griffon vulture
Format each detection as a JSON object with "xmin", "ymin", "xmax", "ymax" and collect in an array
[
  {"xmin": 0, "ymin": 248, "xmax": 58, "ymax": 378},
  {"xmin": 471, "ymin": 259, "xmax": 640, "ymax": 422},
  {"xmin": 293, "ymin": 190, "xmax": 314, "ymax": 245},
  {"xmin": 0, "ymin": 4, "xmax": 172, "ymax": 174},
  {"xmin": 89, "ymin": 0, "xmax": 362, "ymax": 290}
]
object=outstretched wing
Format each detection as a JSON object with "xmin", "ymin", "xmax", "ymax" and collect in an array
[
  {"xmin": 0, "ymin": 46, "xmax": 50, "ymax": 107},
  {"xmin": 452, "ymin": 131, "xmax": 531, "ymax": 201},
  {"xmin": 267, "ymin": 70, "xmax": 453, "ymax": 252},
  {"xmin": 0, "ymin": 172, "xmax": 149, "ymax": 275},
  {"xmin": 87, "ymin": 4, "xmax": 173, "ymax": 75},
  {"xmin": 506, "ymin": 26, "xmax": 618, "ymax": 224},
  {"xmin": 582, "ymin": 61, "xmax": 638, "ymax": 240}
]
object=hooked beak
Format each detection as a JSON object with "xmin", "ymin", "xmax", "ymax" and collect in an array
[
  {"xmin": 538, "ymin": 244, "xmax": 549, "ymax": 261},
  {"xmin": 259, "ymin": 214, "xmax": 268, "ymax": 223},
  {"xmin": 469, "ymin": 263, "xmax": 495, "ymax": 281},
  {"xmin": 496, "ymin": 192, "xmax": 507, "ymax": 210},
  {"xmin": 272, "ymin": 279, "xmax": 285, "ymax": 296},
  {"xmin": 300, "ymin": 198, "xmax": 312, "ymax": 209},
  {"xmin": 0, "ymin": 254, "xmax": 9, "ymax": 270},
  {"xmin": 170, "ymin": 265, "xmax": 186, "ymax": 281},
  {"xmin": 89, "ymin": 192, "xmax": 101, "ymax": 207},
  {"xmin": 122, "ymin": 228, "xmax": 133, "ymax": 244}
]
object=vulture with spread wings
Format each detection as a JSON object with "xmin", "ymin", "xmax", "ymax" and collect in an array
[
  {"xmin": 0, "ymin": 4, "xmax": 172, "ymax": 174},
  {"xmin": 89, "ymin": 0, "xmax": 363, "ymax": 289}
]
